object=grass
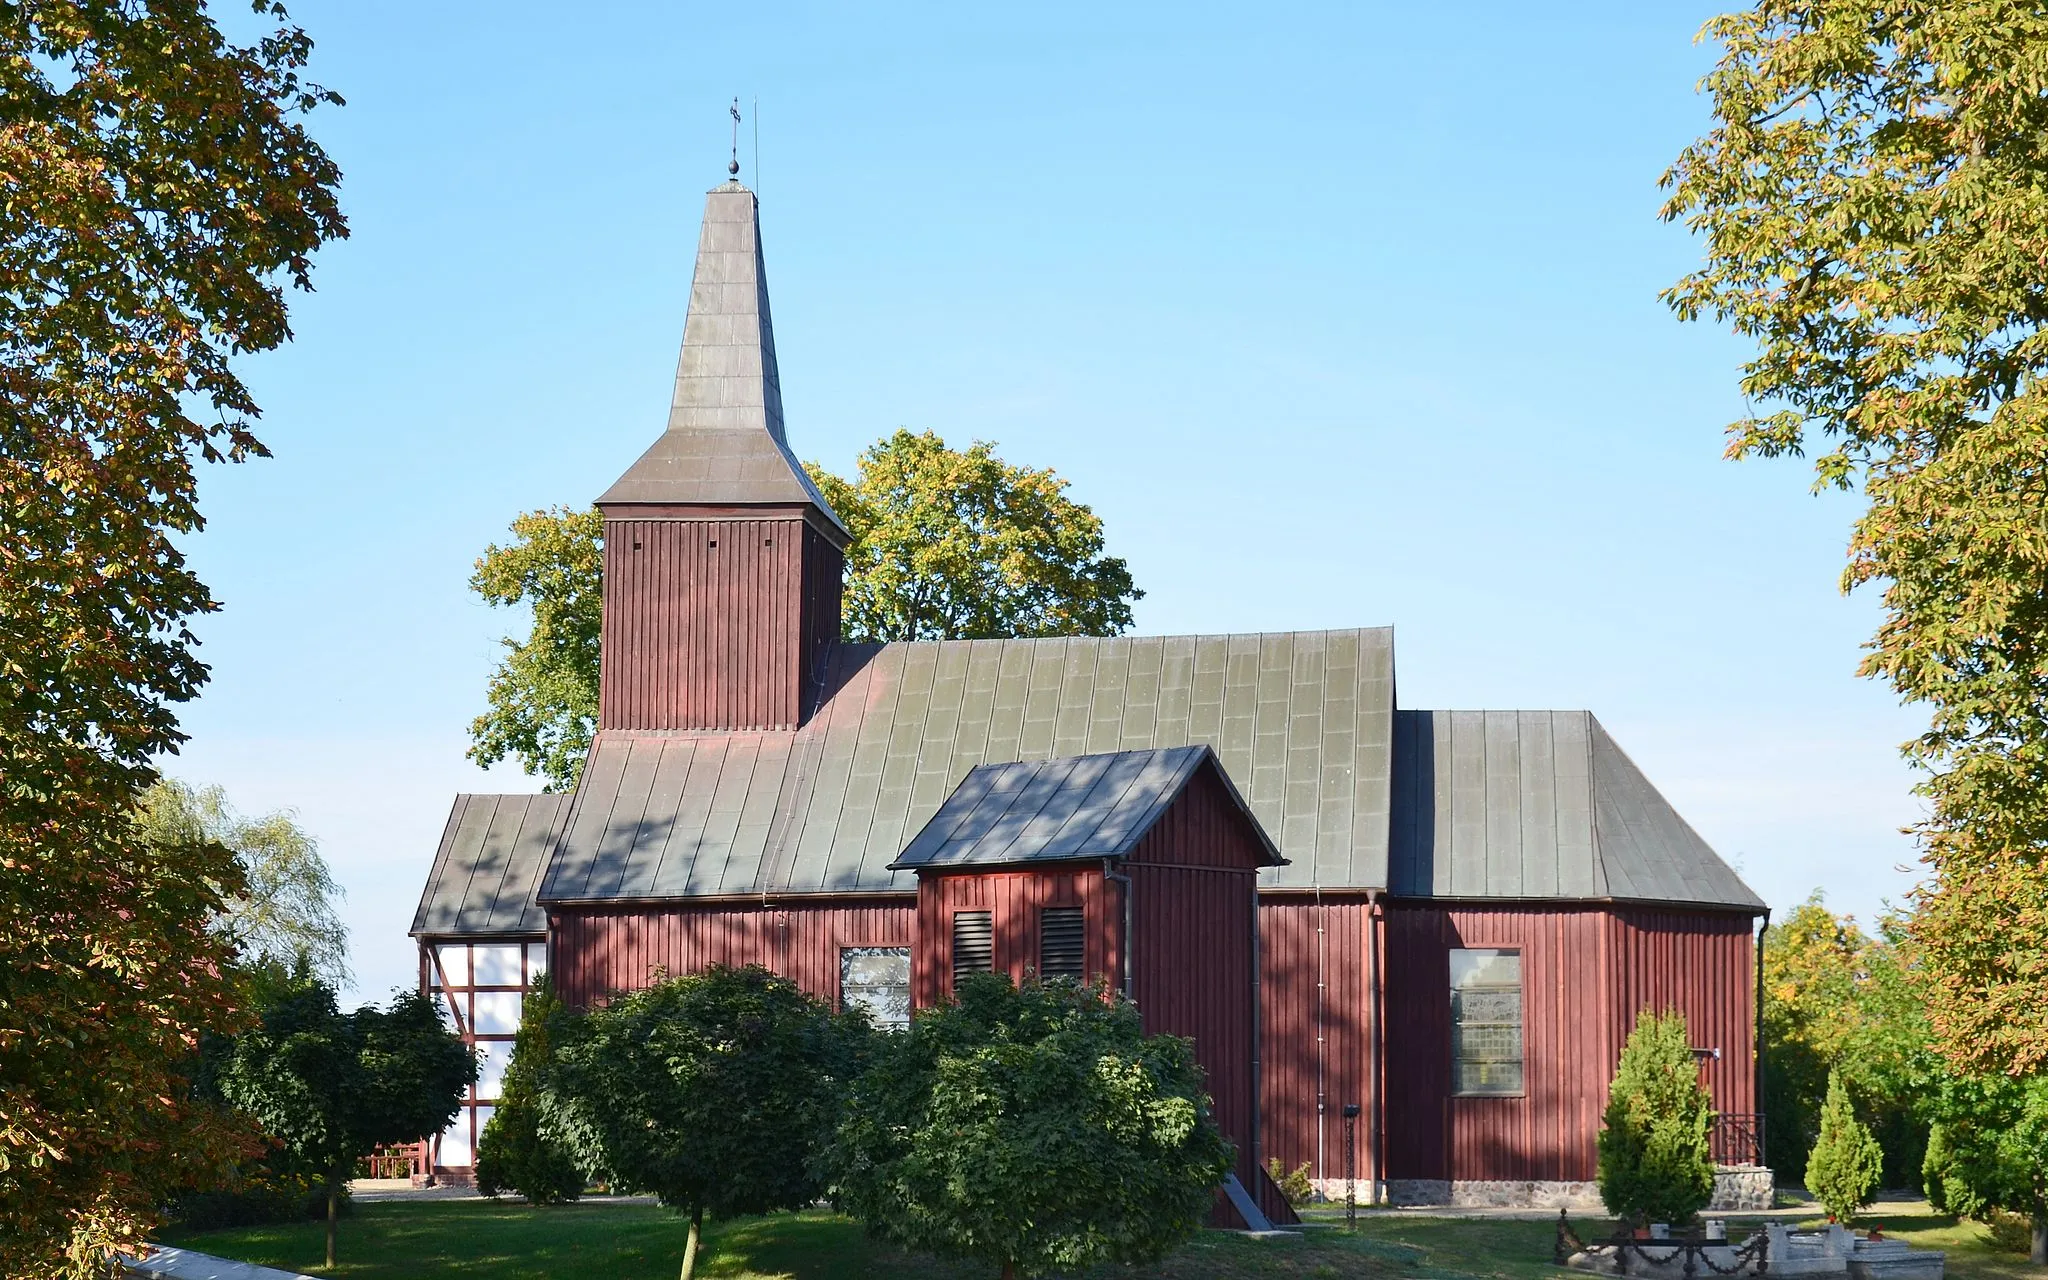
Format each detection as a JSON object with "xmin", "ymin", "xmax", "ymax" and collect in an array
[
  {"xmin": 154, "ymin": 1199, "xmax": 1576, "ymax": 1280},
  {"xmin": 153, "ymin": 1198, "xmax": 2047, "ymax": 1280}
]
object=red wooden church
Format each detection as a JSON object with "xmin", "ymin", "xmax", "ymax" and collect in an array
[{"xmin": 411, "ymin": 178, "xmax": 1771, "ymax": 1215}]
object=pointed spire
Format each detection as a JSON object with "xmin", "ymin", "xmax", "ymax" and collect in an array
[{"xmin": 597, "ymin": 180, "xmax": 845, "ymax": 535}]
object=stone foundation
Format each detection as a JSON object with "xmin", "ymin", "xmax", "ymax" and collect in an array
[
  {"xmin": 1378, "ymin": 1166, "xmax": 1774, "ymax": 1212},
  {"xmin": 1712, "ymin": 1166, "xmax": 1774, "ymax": 1212}
]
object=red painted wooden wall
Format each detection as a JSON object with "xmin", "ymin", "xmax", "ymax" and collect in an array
[
  {"xmin": 599, "ymin": 507, "xmax": 843, "ymax": 731},
  {"xmin": 1255, "ymin": 894, "xmax": 1378, "ymax": 1188},
  {"xmin": 550, "ymin": 899, "xmax": 911, "ymax": 1010},
  {"xmin": 1378, "ymin": 903, "xmax": 1756, "ymax": 1183},
  {"xmin": 909, "ymin": 865, "xmax": 1118, "ymax": 1005}
]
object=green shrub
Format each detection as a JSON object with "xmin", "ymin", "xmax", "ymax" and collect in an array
[
  {"xmin": 824, "ymin": 975, "xmax": 1232, "ymax": 1279},
  {"xmin": 477, "ymin": 1094, "xmax": 584, "ymax": 1205},
  {"xmin": 475, "ymin": 975, "xmax": 583, "ymax": 1205},
  {"xmin": 1596, "ymin": 1008, "xmax": 1716, "ymax": 1229},
  {"xmin": 1266, "ymin": 1157, "xmax": 1315, "ymax": 1207},
  {"xmin": 1807, "ymin": 1068, "xmax": 1883, "ymax": 1222},
  {"xmin": 1921, "ymin": 1121, "xmax": 1955, "ymax": 1213}
]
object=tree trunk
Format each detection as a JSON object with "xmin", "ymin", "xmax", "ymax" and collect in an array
[
  {"xmin": 326, "ymin": 1183, "xmax": 338, "ymax": 1270},
  {"xmin": 2031, "ymin": 1214, "xmax": 2045, "ymax": 1267},
  {"xmin": 999, "ymin": 1264, "xmax": 1017, "ymax": 1280},
  {"xmin": 679, "ymin": 1205, "xmax": 703, "ymax": 1280}
]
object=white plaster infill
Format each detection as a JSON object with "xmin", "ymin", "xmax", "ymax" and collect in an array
[{"xmin": 124, "ymin": 1244, "xmax": 317, "ymax": 1280}]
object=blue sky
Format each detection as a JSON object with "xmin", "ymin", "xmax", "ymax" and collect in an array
[{"xmin": 174, "ymin": 1, "xmax": 1926, "ymax": 1000}]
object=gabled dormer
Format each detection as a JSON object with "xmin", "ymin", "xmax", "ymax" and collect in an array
[{"xmin": 596, "ymin": 180, "xmax": 848, "ymax": 731}]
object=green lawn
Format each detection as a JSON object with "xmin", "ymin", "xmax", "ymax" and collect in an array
[{"xmin": 154, "ymin": 1199, "xmax": 2043, "ymax": 1280}]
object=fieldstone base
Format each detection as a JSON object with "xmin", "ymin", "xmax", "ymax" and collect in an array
[
  {"xmin": 1378, "ymin": 1166, "xmax": 1774, "ymax": 1212},
  {"xmin": 1712, "ymin": 1166, "xmax": 1774, "ymax": 1212},
  {"xmin": 1384, "ymin": 1179, "xmax": 1605, "ymax": 1210}
]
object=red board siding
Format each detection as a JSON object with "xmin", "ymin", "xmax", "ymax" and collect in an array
[
  {"xmin": 1256, "ymin": 896, "xmax": 1376, "ymax": 1186},
  {"xmin": 600, "ymin": 512, "xmax": 843, "ymax": 732},
  {"xmin": 1381, "ymin": 903, "xmax": 1756, "ymax": 1183},
  {"xmin": 550, "ymin": 899, "xmax": 912, "ymax": 1009},
  {"xmin": 910, "ymin": 866, "xmax": 1117, "ymax": 1006},
  {"xmin": 1126, "ymin": 768, "xmax": 1267, "ymax": 1196}
]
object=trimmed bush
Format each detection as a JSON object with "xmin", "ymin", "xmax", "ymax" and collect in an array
[
  {"xmin": 825, "ymin": 976, "xmax": 1232, "ymax": 1279},
  {"xmin": 1597, "ymin": 1008, "xmax": 1716, "ymax": 1229}
]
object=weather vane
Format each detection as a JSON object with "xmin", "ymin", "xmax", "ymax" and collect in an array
[{"xmin": 729, "ymin": 98, "xmax": 742, "ymax": 178}]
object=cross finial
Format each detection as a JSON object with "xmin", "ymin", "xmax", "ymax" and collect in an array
[{"xmin": 729, "ymin": 98, "xmax": 742, "ymax": 178}]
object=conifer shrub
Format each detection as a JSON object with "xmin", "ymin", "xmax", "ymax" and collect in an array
[
  {"xmin": 1597, "ymin": 1009, "xmax": 1716, "ymax": 1228},
  {"xmin": 476, "ymin": 975, "xmax": 584, "ymax": 1205},
  {"xmin": 1806, "ymin": 1068, "xmax": 1883, "ymax": 1223}
]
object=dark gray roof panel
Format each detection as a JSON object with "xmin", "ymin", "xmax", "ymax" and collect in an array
[
  {"xmin": 890, "ymin": 746, "xmax": 1284, "ymax": 870},
  {"xmin": 537, "ymin": 628, "xmax": 1396, "ymax": 901},
  {"xmin": 596, "ymin": 181, "xmax": 847, "ymax": 534},
  {"xmin": 1386, "ymin": 710, "xmax": 1763, "ymax": 911},
  {"xmin": 410, "ymin": 793, "xmax": 570, "ymax": 937}
]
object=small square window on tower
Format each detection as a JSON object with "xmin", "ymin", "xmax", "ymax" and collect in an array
[
  {"xmin": 952, "ymin": 911, "xmax": 993, "ymax": 981},
  {"xmin": 1039, "ymin": 906, "xmax": 1085, "ymax": 981}
]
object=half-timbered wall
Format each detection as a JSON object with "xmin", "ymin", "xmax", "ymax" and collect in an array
[
  {"xmin": 600, "ymin": 508, "xmax": 843, "ymax": 731},
  {"xmin": 418, "ymin": 936, "xmax": 548, "ymax": 1174}
]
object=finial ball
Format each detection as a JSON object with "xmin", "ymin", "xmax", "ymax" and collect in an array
[{"xmin": 729, "ymin": 158, "xmax": 740, "ymax": 177}]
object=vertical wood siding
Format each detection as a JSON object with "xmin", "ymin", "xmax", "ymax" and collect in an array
[
  {"xmin": 1380, "ymin": 903, "xmax": 1757, "ymax": 1182},
  {"xmin": 599, "ymin": 513, "xmax": 843, "ymax": 731},
  {"xmin": 551, "ymin": 899, "xmax": 913, "ymax": 1009},
  {"xmin": 909, "ymin": 866, "xmax": 1115, "ymax": 1007},
  {"xmin": 1256, "ymin": 896, "xmax": 1374, "ymax": 1185},
  {"xmin": 1127, "ymin": 769, "xmax": 1265, "ymax": 1196}
]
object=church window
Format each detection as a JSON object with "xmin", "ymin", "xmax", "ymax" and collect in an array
[
  {"xmin": 1450, "ymin": 948, "xmax": 1523, "ymax": 1096},
  {"xmin": 840, "ymin": 946, "xmax": 911, "ymax": 1031}
]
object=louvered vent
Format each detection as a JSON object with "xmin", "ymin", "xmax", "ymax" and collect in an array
[
  {"xmin": 952, "ymin": 911, "xmax": 993, "ymax": 980},
  {"xmin": 1039, "ymin": 907, "xmax": 1085, "ymax": 981}
]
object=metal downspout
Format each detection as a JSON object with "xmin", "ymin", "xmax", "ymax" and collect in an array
[
  {"xmin": 1754, "ymin": 907, "xmax": 1771, "ymax": 1169},
  {"xmin": 1367, "ymin": 888, "xmax": 1385, "ymax": 1204}
]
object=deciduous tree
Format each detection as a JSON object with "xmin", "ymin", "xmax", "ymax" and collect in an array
[
  {"xmin": 545, "ymin": 965, "xmax": 865, "ymax": 1280},
  {"xmin": 1919, "ymin": 1072, "xmax": 2048, "ymax": 1264},
  {"xmin": 825, "ymin": 976, "xmax": 1232, "ymax": 1280},
  {"xmin": 1760, "ymin": 894, "xmax": 1932, "ymax": 1184},
  {"xmin": 136, "ymin": 779, "xmax": 350, "ymax": 987},
  {"xmin": 815, "ymin": 429, "xmax": 1141, "ymax": 643},
  {"xmin": 466, "ymin": 506, "xmax": 603, "ymax": 793},
  {"xmin": 467, "ymin": 434, "xmax": 1142, "ymax": 789},
  {"xmin": 1597, "ymin": 1009, "xmax": 1716, "ymax": 1229},
  {"xmin": 0, "ymin": 3, "xmax": 344, "ymax": 1273},
  {"xmin": 209, "ymin": 979, "xmax": 472, "ymax": 1269},
  {"xmin": 1661, "ymin": 0, "xmax": 2048, "ymax": 1078}
]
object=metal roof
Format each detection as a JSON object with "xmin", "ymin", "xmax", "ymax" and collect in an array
[
  {"xmin": 537, "ymin": 628, "xmax": 1395, "ymax": 902},
  {"xmin": 410, "ymin": 792, "xmax": 569, "ymax": 937},
  {"xmin": 596, "ymin": 180, "xmax": 846, "ymax": 534},
  {"xmin": 1387, "ymin": 710, "xmax": 1764, "ymax": 912},
  {"xmin": 889, "ymin": 746, "xmax": 1284, "ymax": 871}
]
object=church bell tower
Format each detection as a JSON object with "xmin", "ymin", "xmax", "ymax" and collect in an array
[{"xmin": 595, "ymin": 180, "xmax": 847, "ymax": 731}]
